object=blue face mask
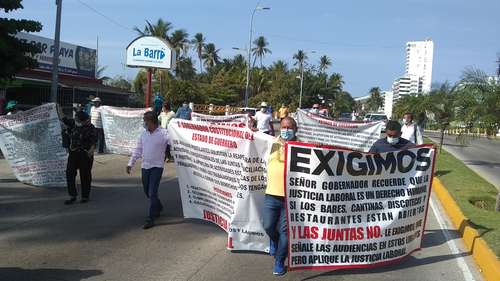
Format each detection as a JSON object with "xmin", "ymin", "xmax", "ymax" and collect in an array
[{"xmin": 280, "ymin": 129, "xmax": 295, "ymax": 141}]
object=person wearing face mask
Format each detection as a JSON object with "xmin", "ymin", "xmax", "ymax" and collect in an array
[
  {"xmin": 175, "ymin": 101, "xmax": 192, "ymax": 120},
  {"xmin": 310, "ymin": 104, "xmax": 320, "ymax": 115},
  {"xmin": 63, "ymin": 111, "xmax": 98, "ymax": 205},
  {"xmin": 255, "ymin": 102, "xmax": 274, "ymax": 135},
  {"xmin": 127, "ymin": 111, "xmax": 170, "ymax": 229},
  {"xmin": 369, "ymin": 120, "xmax": 415, "ymax": 153},
  {"xmin": 90, "ymin": 97, "xmax": 105, "ymax": 153},
  {"xmin": 263, "ymin": 117, "xmax": 297, "ymax": 276},
  {"xmin": 401, "ymin": 112, "xmax": 423, "ymax": 144}
]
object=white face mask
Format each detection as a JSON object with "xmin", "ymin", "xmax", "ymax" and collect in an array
[
  {"xmin": 75, "ymin": 121, "xmax": 82, "ymax": 127},
  {"xmin": 387, "ymin": 136, "xmax": 399, "ymax": 145},
  {"xmin": 312, "ymin": 108, "xmax": 319, "ymax": 114},
  {"xmin": 260, "ymin": 108, "xmax": 266, "ymax": 113},
  {"xmin": 403, "ymin": 119, "xmax": 411, "ymax": 125}
]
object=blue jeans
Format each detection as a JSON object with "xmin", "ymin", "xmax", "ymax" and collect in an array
[
  {"xmin": 263, "ymin": 194, "xmax": 288, "ymax": 262},
  {"xmin": 141, "ymin": 167, "xmax": 164, "ymax": 220}
]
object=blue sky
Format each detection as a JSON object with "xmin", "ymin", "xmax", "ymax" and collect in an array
[{"xmin": 5, "ymin": 0, "xmax": 500, "ymax": 97}]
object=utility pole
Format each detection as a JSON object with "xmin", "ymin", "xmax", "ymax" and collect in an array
[
  {"xmin": 299, "ymin": 64, "xmax": 304, "ymax": 108},
  {"xmin": 50, "ymin": 0, "xmax": 63, "ymax": 103},
  {"xmin": 496, "ymin": 55, "xmax": 500, "ymax": 80}
]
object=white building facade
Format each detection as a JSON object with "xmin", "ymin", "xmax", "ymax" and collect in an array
[
  {"xmin": 392, "ymin": 39, "xmax": 434, "ymax": 99},
  {"xmin": 405, "ymin": 39, "xmax": 434, "ymax": 93}
]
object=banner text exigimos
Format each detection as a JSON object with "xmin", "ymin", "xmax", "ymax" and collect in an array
[{"xmin": 285, "ymin": 142, "xmax": 436, "ymax": 270}]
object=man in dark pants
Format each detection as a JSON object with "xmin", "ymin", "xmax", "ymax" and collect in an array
[
  {"xmin": 127, "ymin": 111, "xmax": 170, "ymax": 229},
  {"xmin": 369, "ymin": 120, "xmax": 415, "ymax": 153},
  {"xmin": 62, "ymin": 111, "xmax": 97, "ymax": 204}
]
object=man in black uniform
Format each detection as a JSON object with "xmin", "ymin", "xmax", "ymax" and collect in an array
[{"xmin": 62, "ymin": 111, "xmax": 98, "ymax": 204}]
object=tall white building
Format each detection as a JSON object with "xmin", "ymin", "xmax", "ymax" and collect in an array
[
  {"xmin": 392, "ymin": 75, "xmax": 422, "ymax": 100},
  {"xmin": 383, "ymin": 91, "xmax": 394, "ymax": 118},
  {"xmin": 405, "ymin": 39, "xmax": 434, "ymax": 93}
]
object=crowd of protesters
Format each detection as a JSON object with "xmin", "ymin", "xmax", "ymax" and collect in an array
[{"xmin": 1, "ymin": 96, "xmax": 426, "ymax": 276}]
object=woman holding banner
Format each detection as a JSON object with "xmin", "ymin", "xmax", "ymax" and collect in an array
[{"xmin": 263, "ymin": 116, "xmax": 297, "ymax": 276}]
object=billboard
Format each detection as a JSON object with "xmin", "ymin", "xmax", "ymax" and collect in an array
[
  {"xmin": 126, "ymin": 36, "xmax": 174, "ymax": 69},
  {"xmin": 15, "ymin": 32, "xmax": 97, "ymax": 79}
]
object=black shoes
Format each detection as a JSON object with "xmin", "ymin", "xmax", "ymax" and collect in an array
[
  {"xmin": 64, "ymin": 197, "xmax": 77, "ymax": 205},
  {"xmin": 64, "ymin": 197, "xmax": 89, "ymax": 205},
  {"xmin": 143, "ymin": 219, "xmax": 155, "ymax": 230}
]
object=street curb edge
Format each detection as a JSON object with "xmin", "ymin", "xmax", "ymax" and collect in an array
[{"xmin": 432, "ymin": 178, "xmax": 500, "ymax": 281}]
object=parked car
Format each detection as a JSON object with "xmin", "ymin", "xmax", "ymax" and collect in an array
[
  {"xmin": 241, "ymin": 107, "xmax": 257, "ymax": 117},
  {"xmin": 338, "ymin": 112, "xmax": 353, "ymax": 121},
  {"xmin": 364, "ymin": 113, "xmax": 388, "ymax": 132}
]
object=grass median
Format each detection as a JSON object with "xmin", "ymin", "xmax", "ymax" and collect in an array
[{"xmin": 428, "ymin": 138, "xmax": 500, "ymax": 256}]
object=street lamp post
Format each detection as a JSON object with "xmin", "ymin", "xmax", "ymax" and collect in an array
[
  {"xmin": 299, "ymin": 65, "xmax": 304, "ymax": 108},
  {"xmin": 298, "ymin": 50, "xmax": 315, "ymax": 109},
  {"xmin": 244, "ymin": 4, "xmax": 270, "ymax": 108},
  {"xmin": 50, "ymin": 0, "xmax": 63, "ymax": 103}
]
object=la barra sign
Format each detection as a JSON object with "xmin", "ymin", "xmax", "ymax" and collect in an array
[{"xmin": 126, "ymin": 36, "xmax": 174, "ymax": 69}]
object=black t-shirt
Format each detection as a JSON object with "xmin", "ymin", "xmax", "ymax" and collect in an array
[{"xmin": 369, "ymin": 138, "xmax": 415, "ymax": 153}]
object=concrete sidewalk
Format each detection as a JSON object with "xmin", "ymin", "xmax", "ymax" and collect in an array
[{"xmin": 0, "ymin": 155, "xmax": 482, "ymax": 281}]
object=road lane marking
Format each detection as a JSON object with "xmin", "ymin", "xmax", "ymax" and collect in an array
[{"xmin": 429, "ymin": 197, "xmax": 476, "ymax": 281}]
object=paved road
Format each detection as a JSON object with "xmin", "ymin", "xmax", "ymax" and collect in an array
[
  {"xmin": 426, "ymin": 131, "xmax": 500, "ymax": 189},
  {"xmin": 0, "ymin": 155, "xmax": 482, "ymax": 281}
]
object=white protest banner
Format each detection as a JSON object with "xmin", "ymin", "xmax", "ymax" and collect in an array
[
  {"xmin": 295, "ymin": 110, "xmax": 382, "ymax": 152},
  {"xmin": 285, "ymin": 142, "xmax": 436, "ymax": 270},
  {"xmin": 168, "ymin": 119, "xmax": 274, "ymax": 252},
  {"xmin": 191, "ymin": 112, "xmax": 248, "ymax": 128},
  {"xmin": 0, "ymin": 103, "xmax": 67, "ymax": 187},
  {"xmin": 100, "ymin": 106, "xmax": 149, "ymax": 155}
]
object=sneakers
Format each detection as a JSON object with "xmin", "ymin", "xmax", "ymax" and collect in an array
[
  {"xmin": 273, "ymin": 259, "xmax": 286, "ymax": 276},
  {"xmin": 143, "ymin": 219, "xmax": 155, "ymax": 230},
  {"xmin": 64, "ymin": 197, "xmax": 77, "ymax": 205},
  {"xmin": 269, "ymin": 240, "xmax": 277, "ymax": 256}
]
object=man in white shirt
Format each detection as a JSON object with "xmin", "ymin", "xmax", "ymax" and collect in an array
[
  {"xmin": 127, "ymin": 111, "xmax": 170, "ymax": 229},
  {"xmin": 90, "ymin": 97, "xmax": 105, "ymax": 153},
  {"xmin": 255, "ymin": 102, "xmax": 274, "ymax": 135},
  {"xmin": 401, "ymin": 112, "xmax": 423, "ymax": 145}
]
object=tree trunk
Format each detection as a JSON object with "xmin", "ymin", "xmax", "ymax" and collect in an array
[
  {"xmin": 198, "ymin": 53, "xmax": 203, "ymax": 73},
  {"xmin": 439, "ymin": 128, "xmax": 445, "ymax": 153},
  {"xmin": 496, "ymin": 192, "xmax": 500, "ymax": 212}
]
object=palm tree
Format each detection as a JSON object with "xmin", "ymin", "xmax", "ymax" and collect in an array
[
  {"xmin": 319, "ymin": 55, "xmax": 332, "ymax": 88},
  {"xmin": 251, "ymin": 36, "xmax": 271, "ymax": 68},
  {"xmin": 170, "ymin": 29, "xmax": 190, "ymax": 59},
  {"xmin": 134, "ymin": 19, "xmax": 172, "ymax": 41},
  {"xmin": 319, "ymin": 55, "xmax": 332, "ymax": 73},
  {"xmin": 191, "ymin": 33, "xmax": 206, "ymax": 73},
  {"xmin": 293, "ymin": 50, "xmax": 307, "ymax": 70},
  {"xmin": 201, "ymin": 43, "xmax": 220, "ymax": 69},
  {"xmin": 366, "ymin": 87, "xmax": 383, "ymax": 112}
]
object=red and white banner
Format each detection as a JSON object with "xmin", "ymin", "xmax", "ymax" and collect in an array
[
  {"xmin": 285, "ymin": 141, "xmax": 436, "ymax": 270},
  {"xmin": 295, "ymin": 110, "xmax": 383, "ymax": 152},
  {"xmin": 168, "ymin": 119, "xmax": 274, "ymax": 252},
  {"xmin": 191, "ymin": 112, "xmax": 248, "ymax": 128}
]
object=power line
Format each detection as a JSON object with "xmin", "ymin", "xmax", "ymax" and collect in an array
[
  {"xmin": 265, "ymin": 33, "xmax": 402, "ymax": 50},
  {"xmin": 76, "ymin": 0, "xmax": 134, "ymax": 33}
]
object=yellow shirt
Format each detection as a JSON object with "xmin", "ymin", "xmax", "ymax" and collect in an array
[
  {"xmin": 278, "ymin": 107, "xmax": 289, "ymax": 119},
  {"xmin": 266, "ymin": 139, "xmax": 285, "ymax": 197}
]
